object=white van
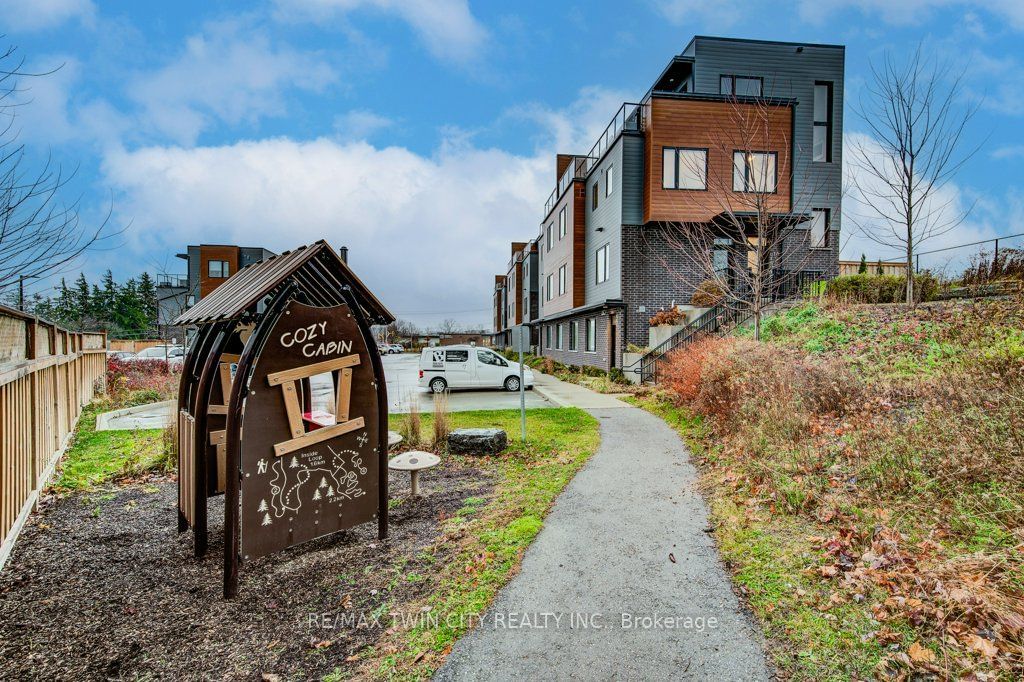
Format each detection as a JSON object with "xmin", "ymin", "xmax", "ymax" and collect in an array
[{"xmin": 418, "ymin": 345, "xmax": 535, "ymax": 393}]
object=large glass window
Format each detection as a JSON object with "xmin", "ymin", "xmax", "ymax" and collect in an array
[
  {"xmin": 546, "ymin": 223, "xmax": 553, "ymax": 251},
  {"xmin": 556, "ymin": 324, "xmax": 564, "ymax": 350},
  {"xmin": 810, "ymin": 208, "xmax": 830, "ymax": 248},
  {"xmin": 545, "ymin": 274, "xmax": 553, "ymax": 301},
  {"xmin": 558, "ymin": 264, "xmax": 566, "ymax": 295},
  {"xmin": 720, "ymin": 75, "xmax": 762, "ymax": 97},
  {"xmin": 813, "ymin": 82, "xmax": 833, "ymax": 162},
  {"xmin": 596, "ymin": 245, "xmax": 609, "ymax": 284},
  {"xmin": 663, "ymin": 148, "xmax": 707, "ymax": 190},
  {"xmin": 545, "ymin": 325, "xmax": 551, "ymax": 348},
  {"xmin": 712, "ymin": 238, "xmax": 731, "ymax": 278},
  {"xmin": 559, "ymin": 206, "xmax": 567, "ymax": 238},
  {"xmin": 569, "ymin": 321, "xmax": 578, "ymax": 351},
  {"xmin": 733, "ymin": 151, "xmax": 777, "ymax": 192},
  {"xmin": 605, "ymin": 164, "xmax": 614, "ymax": 197},
  {"xmin": 208, "ymin": 260, "xmax": 230, "ymax": 278},
  {"xmin": 592, "ymin": 182, "xmax": 598, "ymax": 210},
  {"xmin": 585, "ymin": 318, "xmax": 596, "ymax": 352}
]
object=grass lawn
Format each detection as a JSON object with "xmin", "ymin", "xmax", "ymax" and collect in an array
[
  {"xmin": 52, "ymin": 402, "xmax": 170, "ymax": 492},
  {"xmin": 346, "ymin": 406, "xmax": 600, "ymax": 680}
]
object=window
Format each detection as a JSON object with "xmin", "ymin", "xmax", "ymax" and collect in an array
[
  {"xmin": 605, "ymin": 164, "xmax": 614, "ymax": 197},
  {"xmin": 663, "ymin": 148, "xmax": 707, "ymax": 190},
  {"xmin": 556, "ymin": 324, "xmax": 564, "ymax": 350},
  {"xmin": 592, "ymin": 182, "xmax": 598, "ymax": 210},
  {"xmin": 713, "ymin": 238, "xmax": 731, "ymax": 277},
  {"xmin": 545, "ymin": 274, "xmax": 553, "ymax": 301},
  {"xmin": 545, "ymin": 325, "xmax": 551, "ymax": 348},
  {"xmin": 585, "ymin": 318, "xmax": 596, "ymax": 352},
  {"xmin": 559, "ymin": 207, "xmax": 567, "ymax": 238},
  {"xmin": 558, "ymin": 264, "xmax": 566, "ymax": 295},
  {"xmin": 720, "ymin": 75, "xmax": 762, "ymax": 97},
  {"xmin": 813, "ymin": 81, "xmax": 833, "ymax": 162},
  {"xmin": 546, "ymin": 223, "xmax": 553, "ymax": 251},
  {"xmin": 445, "ymin": 349, "xmax": 469, "ymax": 363},
  {"xmin": 478, "ymin": 349, "xmax": 507, "ymax": 366},
  {"xmin": 809, "ymin": 208, "xmax": 830, "ymax": 248},
  {"xmin": 208, "ymin": 260, "xmax": 230, "ymax": 278},
  {"xmin": 733, "ymin": 151, "xmax": 777, "ymax": 192},
  {"xmin": 596, "ymin": 244, "xmax": 609, "ymax": 284},
  {"xmin": 569, "ymin": 321, "xmax": 578, "ymax": 351}
]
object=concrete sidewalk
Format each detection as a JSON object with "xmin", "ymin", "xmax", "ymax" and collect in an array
[
  {"xmin": 531, "ymin": 371, "xmax": 630, "ymax": 409},
  {"xmin": 435, "ymin": 403, "xmax": 771, "ymax": 681}
]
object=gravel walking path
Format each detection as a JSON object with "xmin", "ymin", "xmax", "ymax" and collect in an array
[{"xmin": 437, "ymin": 405, "xmax": 772, "ymax": 680}]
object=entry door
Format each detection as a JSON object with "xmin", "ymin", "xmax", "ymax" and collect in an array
[{"xmin": 444, "ymin": 349, "xmax": 473, "ymax": 387}]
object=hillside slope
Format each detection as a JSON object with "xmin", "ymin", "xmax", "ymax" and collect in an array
[{"xmin": 631, "ymin": 298, "xmax": 1024, "ymax": 680}]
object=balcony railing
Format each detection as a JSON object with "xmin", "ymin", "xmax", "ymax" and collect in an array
[
  {"xmin": 157, "ymin": 274, "xmax": 189, "ymax": 288},
  {"xmin": 543, "ymin": 155, "xmax": 592, "ymax": 218},
  {"xmin": 582, "ymin": 102, "xmax": 643, "ymax": 175}
]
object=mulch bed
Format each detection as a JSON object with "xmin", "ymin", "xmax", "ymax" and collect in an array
[{"xmin": 0, "ymin": 457, "xmax": 493, "ymax": 680}]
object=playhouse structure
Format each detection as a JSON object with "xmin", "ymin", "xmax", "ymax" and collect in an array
[{"xmin": 174, "ymin": 241, "xmax": 394, "ymax": 597}]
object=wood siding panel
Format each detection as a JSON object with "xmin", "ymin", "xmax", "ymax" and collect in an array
[
  {"xmin": 198, "ymin": 246, "xmax": 240, "ymax": 298},
  {"xmin": 643, "ymin": 97, "xmax": 793, "ymax": 224}
]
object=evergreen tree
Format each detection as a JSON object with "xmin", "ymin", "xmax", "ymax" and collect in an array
[
  {"xmin": 137, "ymin": 272, "xmax": 158, "ymax": 326},
  {"xmin": 876, "ymin": 260, "xmax": 885, "ymax": 276},
  {"xmin": 858, "ymin": 254, "xmax": 868, "ymax": 274}
]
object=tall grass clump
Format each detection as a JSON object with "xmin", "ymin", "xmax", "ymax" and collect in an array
[
  {"xmin": 402, "ymin": 396, "xmax": 422, "ymax": 447},
  {"xmin": 432, "ymin": 391, "xmax": 450, "ymax": 448}
]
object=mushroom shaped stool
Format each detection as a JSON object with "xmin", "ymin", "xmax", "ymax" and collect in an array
[{"xmin": 388, "ymin": 450, "xmax": 439, "ymax": 497}]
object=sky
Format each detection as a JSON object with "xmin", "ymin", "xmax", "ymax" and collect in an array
[{"xmin": 3, "ymin": 0, "xmax": 1023, "ymax": 328}]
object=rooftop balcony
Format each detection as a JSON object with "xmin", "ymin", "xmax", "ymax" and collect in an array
[
  {"xmin": 542, "ymin": 102, "xmax": 643, "ymax": 219},
  {"xmin": 157, "ymin": 274, "xmax": 189, "ymax": 288}
]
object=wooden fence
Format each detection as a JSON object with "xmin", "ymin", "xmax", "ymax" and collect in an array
[{"xmin": 0, "ymin": 303, "xmax": 106, "ymax": 570}]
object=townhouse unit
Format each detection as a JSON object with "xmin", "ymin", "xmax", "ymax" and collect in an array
[
  {"xmin": 495, "ymin": 35, "xmax": 843, "ymax": 371},
  {"xmin": 492, "ymin": 241, "xmax": 540, "ymax": 348},
  {"xmin": 176, "ymin": 244, "xmax": 276, "ymax": 306}
]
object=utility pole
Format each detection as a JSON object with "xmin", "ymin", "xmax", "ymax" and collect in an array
[{"xmin": 18, "ymin": 275, "xmax": 25, "ymax": 311}]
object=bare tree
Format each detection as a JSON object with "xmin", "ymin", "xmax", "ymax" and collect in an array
[
  {"xmin": 437, "ymin": 317, "xmax": 460, "ymax": 334},
  {"xmin": 0, "ymin": 44, "xmax": 121, "ymax": 295},
  {"xmin": 849, "ymin": 45, "xmax": 980, "ymax": 305},
  {"xmin": 649, "ymin": 94, "xmax": 835, "ymax": 340}
]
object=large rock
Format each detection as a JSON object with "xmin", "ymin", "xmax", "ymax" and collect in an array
[{"xmin": 448, "ymin": 428, "xmax": 508, "ymax": 455}]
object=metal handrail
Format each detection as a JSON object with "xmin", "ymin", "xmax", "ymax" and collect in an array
[
  {"xmin": 543, "ymin": 155, "xmax": 591, "ymax": 218},
  {"xmin": 582, "ymin": 102, "xmax": 643, "ymax": 175}
]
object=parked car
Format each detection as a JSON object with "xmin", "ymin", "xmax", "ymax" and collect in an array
[
  {"xmin": 377, "ymin": 344, "xmax": 389, "ymax": 355},
  {"xmin": 387, "ymin": 343, "xmax": 404, "ymax": 354},
  {"xmin": 126, "ymin": 344, "xmax": 186, "ymax": 369},
  {"xmin": 106, "ymin": 350, "xmax": 135, "ymax": 361},
  {"xmin": 418, "ymin": 345, "xmax": 534, "ymax": 393}
]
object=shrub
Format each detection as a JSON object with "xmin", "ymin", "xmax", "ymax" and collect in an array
[
  {"xmin": 658, "ymin": 336, "xmax": 732, "ymax": 404},
  {"xmin": 824, "ymin": 273, "xmax": 939, "ymax": 304},
  {"xmin": 105, "ymin": 357, "xmax": 179, "ymax": 408},
  {"xmin": 691, "ymin": 279, "xmax": 726, "ymax": 307},
  {"xmin": 401, "ymin": 397, "xmax": 422, "ymax": 447},
  {"xmin": 649, "ymin": 307, "xmax": 685, "ymax": 326}
]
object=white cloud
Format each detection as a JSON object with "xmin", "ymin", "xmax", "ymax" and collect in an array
[
  {"xmin": 96, "ymin": 85, "xmax": 634, "ymax": 327},
  {"xmin": 652, "ymin": 0, "xmax": 743, "ymax": 27},
  {"xmin": 101, "ymin": 136, "xmax": 548, "ymax": 327},
  {"xmin": 0, "ymin": 0, "xmax": 94, "ymax": 31},
  {"xmin": 274, "ymin": 0, "xmax": 488, "ymax": 64},
  {"xmin": 992, "ymin": 145, "xmax": 1024, "ymax": 160},
  {"xmin": 129, "ymin": 20, "xmax": 338, "ymax": 144},
  {"xmin": 334, "ymin": 109, "xmax": 394, "ymax": 139},
  {"xmin": 797, "ymin": 0, "xmax": 1024, "ymax": 31}
]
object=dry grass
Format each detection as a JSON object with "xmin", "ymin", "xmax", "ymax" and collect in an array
[
  {"xmin": 432, "ymin": 391, "xmax": 450, "ymax": 447},
  {"xmin": 401, "ymin": 395, "xmax": 422, "ymax": 447}
]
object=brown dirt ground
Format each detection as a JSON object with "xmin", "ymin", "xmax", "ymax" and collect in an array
[{"xmin": 0, "ymin": 457, "xmax": 493, "ymax": 681}]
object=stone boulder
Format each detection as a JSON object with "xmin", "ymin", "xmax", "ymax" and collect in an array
[{"xmin": 448, "ymin": 428, "xmax": 508, "ymax": 455}]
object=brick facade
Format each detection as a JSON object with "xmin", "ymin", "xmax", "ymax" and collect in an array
[{"xmin": 537, "ymin": 309, "xmax": 626, "ymax": 372}]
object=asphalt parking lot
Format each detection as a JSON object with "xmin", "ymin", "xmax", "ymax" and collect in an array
[{"xmin": 381, "ymin": 352, "xmax": 553, "ymax": 413}]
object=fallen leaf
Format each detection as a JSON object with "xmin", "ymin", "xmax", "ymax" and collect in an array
[
  {"xmin": 819, "ymin": 565, "xmax": 839, "ymax": 578},
  {"xmin": 908, "ymin": 642, "xmax": 936, "ymax": 664},
  {"xmin": 967, "ymin": 634, "xmax": 998, "ymax": 658},
  {"xmin": 669, "ymin": 553, "xmax": 676, "ymax": 564}
]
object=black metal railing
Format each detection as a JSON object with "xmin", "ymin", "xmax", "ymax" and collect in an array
[
  {"xmin": 635, "ymin": 270, "xmax": 826, "ymax": 383},
  {"xmin": 157, "ymin": 274, "xmax": 189, "ymax": 288}
]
